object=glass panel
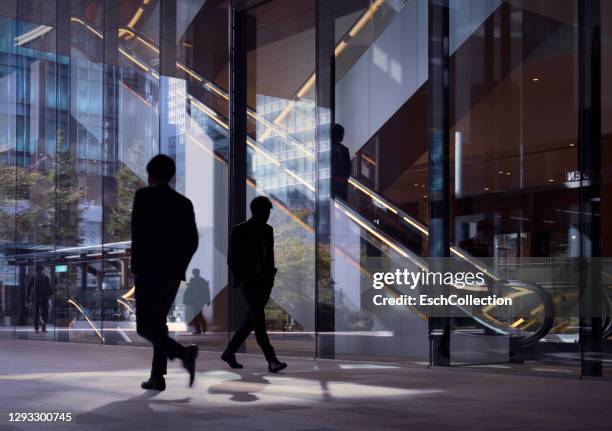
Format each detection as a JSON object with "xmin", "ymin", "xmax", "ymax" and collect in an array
[
  {"xmin": 245, "ymin": 0, "xmax": 317, "ymax": 356},
  {"xmin": 329, "ymin": 0, "xmax": 430, "ymax": 361},
  {"xmin": 450, "ymin": 0, "xmax": 580, "ymax": 373}
]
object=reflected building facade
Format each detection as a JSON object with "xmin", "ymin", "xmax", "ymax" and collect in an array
[{"xmin": 0, "ymin": 0, "xmax": 612, "ymax": 379}]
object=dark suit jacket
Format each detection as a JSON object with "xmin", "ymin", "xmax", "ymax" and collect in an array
[
  {"xmin": 227, "ymin": 219, "xmax": 276, "ymax": 289},
  {"xmin": 130, "ymin": 184, "xmax": 199, "ymax": 281},
  {"xmin": 27, "ymin": 273, "xmax": 53, "ymax": 303},
  {"xmin": 332, "ymin": 142, "xmax": 351, "ymax": 180}
]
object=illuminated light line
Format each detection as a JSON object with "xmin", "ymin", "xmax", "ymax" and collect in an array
[
  {"xmin": 128, "ymin": 7, "xmax": 144, "ymax": 29},
  {"xmin": 404, "ymin": 216, "xmax": 429, "ymax": 236},
  {"xmin": 118, "ymin": 28, "xmax": 135, "ymax": 39},
  {"xmin": 360, "ymin": 153, "xmax": 377, "ymax": 166},
  {"xmin": 15, "ymin": 25, "xmax": 54, "ymax": 46},
  {"xmin": 190, "ymin": 97, "xmax": 229, "ymax": 130},
  {"xmin": 122, "ymin": 287, "xmax": 135, "ymax": 300},
  {"xmin": 119, "ymin": 48, "xmax": 149, "ymax": 72},
  {"xmin": 510, "ymin": 318, "xmax": 525, "ymax": 328},
  {"xmin": 350, "ymin": 0, "xmax": 385, "ymax": 37},
  {"xmin": 205, "ymin": 82, "xmax": 229, "ymax": 100},
  {"xmin": 348, "ymin": 178, "xmax": 397, "ymax": 214},
  {"xmin": 335, "ymin": 40, "xmax": 349, "ymax": 57},
  {"xmin": 371, "ymin": 194, "xmax": 397, "ymax": 214},
  {"xmin": 120, "ymin": 81, "xmax": 152, "ymax": 108},
  {"xmin": 136, "ymin": 36, "xmax": 159, "ymax": 53},
  {"xmin": 151, "ymin": 71, "xmax": 159, "ymax": 80},
  {"xmin": 177, "ymin": 62, "xmax": 203, "ymax": 82},
  {"xmin": 117, "ymin": 297, "xmax": 135, "ymax": 314},
  {"xmin": 342, "ymin": 208, "xmax": 406, "ymax": 257},
  {"xmin": 450, "ymin": 246, "xmax": 498, "ymax": 281},
  {"xmin": 67, "ymin": 299, "xmax": 105, "ymax": 342},
  {"xmin": 530, "ymin": 304, "xmax": 544, "ymax": 316}
]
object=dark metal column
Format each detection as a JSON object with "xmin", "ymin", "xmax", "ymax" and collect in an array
[
  {"xmin": 228, "ymin": 0, "xmax": 248, "ymax": 349},
  {"xmin": 160, "ymin": 0, "xmax": 177, "ymax": 77},
  {"xmin": 578, "ymin": 0, "xmax": 602, "ymax": 378},
  {"xmin": 428, "ymin": 0, "xmax": 450, "ymax": 366},
  {"xmin": 314, "ymin": 0, "xmax": 335, "ymax": 359}
]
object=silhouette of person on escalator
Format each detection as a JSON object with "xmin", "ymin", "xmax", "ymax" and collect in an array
[{"xmin": 331, "ymin": 123, "xmax": 351, "ymax": 201}]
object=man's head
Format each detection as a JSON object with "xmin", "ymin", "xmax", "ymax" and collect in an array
[
  {"xmin": 192, "ymin": 268, "xmax": 200, "ymax": 277},
  {"xmin": 35, "ymin": 264, "xmax": 44, "ymax": 274},
  {"xmin": 250, "ymin": 196, "xmax": 273, "ymax": 224},
  {"xmin": 146, "ymin": 154, "xmax": 176, "ymax": 186},
  {"xmin": 333, "ymin": 123, "xmax": 345, "ymax": 144}
]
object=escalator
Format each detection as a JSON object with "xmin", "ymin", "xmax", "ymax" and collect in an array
[{"xmin": 63, "ymin": 1, "xmax": 558, "ymax": 350}]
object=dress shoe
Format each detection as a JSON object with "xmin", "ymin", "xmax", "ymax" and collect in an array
[
  {"xmin": 221, "ymin": 352, "xmax": 244, "ymax": 369},
  {"xmin": 141, "ymin": 377, "xmax": 166, "ymax": 391},
  {"xmin": 183, "ymin": 344, "xmax": 199, "ymax": 387},
  {"xmin": 268, "ymin": 359, "xmax": 287, "ymax": 373}
]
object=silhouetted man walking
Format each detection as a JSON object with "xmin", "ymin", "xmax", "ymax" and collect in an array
[
  {"xmin": 221, "ymin": 196, "xmax": 287, "ymax": 373},
  {"xmin": 131, "ymin": 154, "xmax": 199, "ymax": 391}
]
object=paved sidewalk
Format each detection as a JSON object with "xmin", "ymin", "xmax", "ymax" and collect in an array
[{"xmin": 0, "ymin": 339, "xmax": 610, "ymax": 430}]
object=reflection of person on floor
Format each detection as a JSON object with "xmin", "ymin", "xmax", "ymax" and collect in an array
[
  {"xmin": 26, "ymin": 265, "xmax": 53, "ymax": 333},
  {"xmin": 183, "ymin": 268, "xmax": 210, "ymax": 335},
  {"xmin": 221, "ymin": 196, "xmax": 287, "ymax": 373},
  {"xmin": 131, "ymin": 155, "xmax": 200, "ymax": 392},
  {"xmin": 331, "ymin": 123, "xmax": 351, "ymax": 201},
  {"xmin": 459, "ymin": 219, "xmax": 494, "ymax": 258}
]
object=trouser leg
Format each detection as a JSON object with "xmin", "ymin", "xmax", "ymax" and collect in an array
[
  {"xmin": 249, "ymin": 304, "xmax": 276, "ymax": 362},
  {"xmin": 136, "ymin": 276, "xmax": 186, "ymax": 379},
  {"xmin": 225, "ymin": 313, "xmax": 254, "ymax": 355},
  {"xmin": 197, "ymin": 312, "xmax": 207, "ymax": 333},
  {"xmin": 33, "ymin": 302, "xmax": 40, "ymax": 332},
  {"xmin": 40, "ymin": 300, "xmax": 49, "ymax": 331}
]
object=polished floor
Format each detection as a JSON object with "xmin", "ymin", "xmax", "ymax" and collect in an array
[{"xmin": 0, "ymin": 339, "xmax": 610, "ymax": 431}]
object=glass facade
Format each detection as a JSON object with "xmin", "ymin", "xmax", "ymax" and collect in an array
[{"xmin": 0, "ymin": 0, "xmax": 611, "ymax": 378}]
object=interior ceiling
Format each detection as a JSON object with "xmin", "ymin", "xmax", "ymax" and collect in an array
[
  {"xmin": 244, "ymin": 0, "xmax": 368, "ymax": 101},
  {"xmin": 385, "ymin": 3, "xmax": 587, "ymax": 206}
]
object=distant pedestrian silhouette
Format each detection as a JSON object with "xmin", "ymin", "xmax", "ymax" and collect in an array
[
  {"xmin": 26, "ymin": 265, "xmax": 53, "ymax": 333},
  {"xmin": 331, "ymin": 123, "xmax": 351, "ymax": 201},
  {"xmin": 221, "ymin": 196, "xmax": 287, "ymax": 373},
  {"xmin": 131, "ymin": 154, "xmax": 199, "ymax": 391},
  {"xmin": 183, "ymin": 268, "xmax": 210, "ymax": 335}
]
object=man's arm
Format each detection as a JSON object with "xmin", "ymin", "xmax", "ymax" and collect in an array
[
  {"xmin": 186, "ymin": 201, "xmax": 199, "ymax": 259},
  {"xmin": 269, "ymin": 226, "xmax": 277, "ymax": 276},
  {"xmin": 130, "ymin": 189, "xmax": 144, "ymax": 275}
]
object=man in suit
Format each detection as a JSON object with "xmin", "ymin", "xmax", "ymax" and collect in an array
[
  {"xmin": 27, "ymin": 265, "xmax": 53, "ymax": 333},
  {"xmin": 131, "ymin": 154, "xmax": 199, "ymax": 391},
  {"xmin": 331, "ymin": 123, "xmax": 351, "ymax": 201},
  {"xmin": 221, "ymin": 196, "xmax": 287, "ymax": 373}
]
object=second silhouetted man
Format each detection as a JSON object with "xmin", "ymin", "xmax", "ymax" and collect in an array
[
  {"xmin": 131, "ymin": 154, "xmax": 199, "ymax": 391},
  {"xmin": 221, "ymin": 196, "xmax": 287, "ymax": 373}
]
